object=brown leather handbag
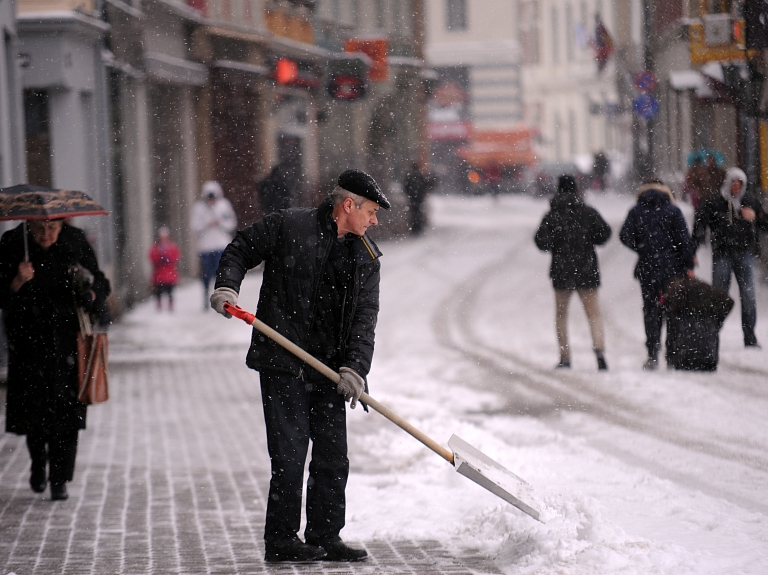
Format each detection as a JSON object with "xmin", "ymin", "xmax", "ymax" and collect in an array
[{"xmin": 76, "ymin": 306, "xmax": 109, "ymax": 405}]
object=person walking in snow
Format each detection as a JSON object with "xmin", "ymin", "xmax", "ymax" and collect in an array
[
  {"xmin": 403, "ymin": 162, "xmax": 437, "ymax": 236},
  {"xmin": 0, "ymin": 219, "xmax": 111, "ymax": 501},
  {"xmin": 148, "ymin": 226, "xmax": 181, "ymax": 311},
  {"xmin": 210, "ymin": 169, "xmax": 389, "ymax": 563},
  {"xmin": 190, "ymin": 181, "xmax": 237, "ymax": 310},
  {"xmin": 692, "ymin": 167, "xmax": 768, "ymax": 348},
  {"xmin": 620, "ymin": 179, "xmax": 695, "ymax": 370},
  {"xmin": 535, "ymin": 175, "xmax": 611, "ymax": 370}
]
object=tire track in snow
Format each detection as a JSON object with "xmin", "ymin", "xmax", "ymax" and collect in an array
[{"xmin": 432, "ymin": 245, "xmax": 768, "ymax": 480}]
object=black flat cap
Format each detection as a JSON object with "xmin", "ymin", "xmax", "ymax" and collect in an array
[{"xmin": 338, "ymin": 169, "xmax": 390, "ymax": 209}]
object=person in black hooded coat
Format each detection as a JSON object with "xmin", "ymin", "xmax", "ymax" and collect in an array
[
  {"xmin": 535, "ymin": 175, "xmax": 611, "ymax": 370},
  {"xmin": 0, "ymin": 219, "xmax": 111, "ymax": 500},
  {"xmin": 620, "ymin": 181, "xmax": 695, "ymax": 369}
]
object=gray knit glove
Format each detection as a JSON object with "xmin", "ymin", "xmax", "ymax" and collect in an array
[
  {"xmin": 337, "ymin": 367, "xmax": 365, "ymax": 409},
  {"xmin": 210, "ymin": 287, "xmax": 238, "ymax": 318}
]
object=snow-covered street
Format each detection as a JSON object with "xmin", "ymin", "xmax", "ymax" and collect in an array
[
  {"xmin": 112, "ymin": 191, "xmax": 768, "ymax": 573},
  {"xmin": 2, "ymin": 191, "xmax": 767, "ymax": 574}
]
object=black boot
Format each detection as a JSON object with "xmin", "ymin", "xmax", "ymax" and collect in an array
[
  {"xmin": 30, "ymin": 464, "xmax": 46, "ymax": 493},
  {"xmin": 265, "ymin": 540, "xmax": 327, "ymax": 563},
  {"xmin": 51, "ymin": 482, "xmax": 69, "ymax": 501},
  {"xmin": 595, "ymin": 351, "xmax": 608, "ymax": 371},
  {"xmin": 315, "ymin": 539, "xmax": 367, "ymax": 562},
  {"xmin": 26, "ymin": 435, "xmax": 47, "ymax": 493}
]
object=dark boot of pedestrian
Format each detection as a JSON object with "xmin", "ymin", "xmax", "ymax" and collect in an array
[
  {"xmin": 51, "ymin": 482, "xmax": 68, "ymax": 501},
  {"xmin": 595, "ymin": 350, "xmax": 608, "ymax": 371},
  {"xmin": 26, "ymin": 435, "xmax": 47, "ymax": 493},
  {"xmin": 312, "ymin": 538, "xmax": 367, "ymax": 562},
  {"xmin": 265, "ymin": 539, "xmax": 327, "ymax": 563},
  {"xmin": 30, "ymin": 461, "xmax": 46, "ymax": 493},
  {"xmin": 555, "ymin": 358, "xmax": 570, "ymax": 369},
  {"xmin": 643, "ymin": 355, "xmax": 658, "ymax": 371},
  {"xmin": 745, "ymin": 331, "xmax": 761, "ymax": 348}
]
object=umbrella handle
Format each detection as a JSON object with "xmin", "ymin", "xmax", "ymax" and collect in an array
[
  {"xmin": 222, "ymin": 303, "xmax": 455, "ymax": 464},
  {"xmin": 23, "ymin": 220, "xmax": 29, "ymax": 261}
]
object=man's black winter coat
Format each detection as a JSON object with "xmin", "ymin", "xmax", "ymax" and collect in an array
[
  {"xmin": 620, "ymin": 189, "xmax": 694, "ymax": 288},
  {"xmin": 534, "ymin": 192, "xmax": 611, "ymax": 290},
  {"xmin": 215, "ymin": 198, "xmax": 381, "ymax": 378},
  {"xmin": 692, "ymin": 191, "xmax": 768, "ymax": 256}
]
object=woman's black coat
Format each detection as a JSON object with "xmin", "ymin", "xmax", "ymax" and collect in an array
[
  {"xmin": 0, "ymin": 222, "xmax": 111, "ymax": 435},
  {"xmin": 534, "ymin": 192, "xmax": 611, "ymax": 290}
]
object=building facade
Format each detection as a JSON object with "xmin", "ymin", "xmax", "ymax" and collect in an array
[
  {"xmin": 8, "ymin": 0, "xmax": 426, "ymax": 311},
  {"xmin": 0, "ymin": 0, "xmax": 25, "ymax": 191},
  {"xmin": 645, "ymin": 0, "xmax": 765, "ymax": 193},
  {"xmin": 424, "ymin": 0, "xmax": 525, "ymax": 192},
  {"xmin": 519, "ymin": 0, "xmax": 634, "ymax": 172}
]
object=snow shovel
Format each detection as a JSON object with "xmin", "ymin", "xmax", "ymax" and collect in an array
[{"xmin": 223, "ymin": 303, "xmax": 543, "ymax": 522}]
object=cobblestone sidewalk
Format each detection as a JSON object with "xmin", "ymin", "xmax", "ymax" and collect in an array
[{"xmin": 0, "ymin": 354, "xmax": 501, "ymax": 574}]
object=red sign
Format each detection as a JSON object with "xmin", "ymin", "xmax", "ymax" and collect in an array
[
  {"xmin": 634, "ymin": 70, "xmax": 658, "ymax": 93},
  {"xmin": 187, "ymin": 0, "xmax": 207, "ymax": 15},
  {"xmin": 345, "ymin": 38, "xmax": 388, "ymax": 82}
]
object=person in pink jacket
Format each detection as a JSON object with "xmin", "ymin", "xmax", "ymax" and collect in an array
[{"xmin": 149, "ymin": 226, "xmax": 181, "ymax": 311}]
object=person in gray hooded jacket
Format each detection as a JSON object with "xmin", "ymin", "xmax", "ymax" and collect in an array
[{"xmin": 692, "ymin": 167, "xmax": 768, "ymax": 347}]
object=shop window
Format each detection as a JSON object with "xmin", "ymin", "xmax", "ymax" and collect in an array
[
  {"xmin": 519, "ymin": 0, "xmax": 540, "ymax": 65},
  {"xmin": 446, "ymin": 0, "xmax": 467, "ymax": 30},
  {"xmin": 24, "ymin": 90, "xmax": 51, "ymax": 188},
  {"xmin": 552, "ymin": 7, "xmax": 560, "ymax": 65}
]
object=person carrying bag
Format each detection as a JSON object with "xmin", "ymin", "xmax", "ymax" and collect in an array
[{"xmin": 0, "ymin": 219, "xmax": 111, "ymax": 500}]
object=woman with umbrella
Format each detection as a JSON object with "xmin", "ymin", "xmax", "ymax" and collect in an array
[{"xmin": 0, "ymin": 185, "xmax": 110, "ymax": 500}]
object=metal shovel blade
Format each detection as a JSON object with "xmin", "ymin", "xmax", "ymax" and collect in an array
[{"xmin": 449, "ymin": 435, "xmax": 543, "ymax": 522}]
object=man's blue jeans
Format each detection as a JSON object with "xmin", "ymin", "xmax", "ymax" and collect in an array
[{"xmin": 712, "ymin": 251, "xmax": 757, "ymax": 345}]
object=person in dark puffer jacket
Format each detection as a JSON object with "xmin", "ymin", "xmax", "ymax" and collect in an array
[
  {"xmin": 210, "ymin": 169, "xmax": 388, "ymax": 564},
  {"xmin": 692, "ymin": 167, "xmax": 768, "ymax": 348},
  {"xmin": 535, "ymin": 175, "xmax": 611, "ymax": 370},
  {"xmin": 620, "ymin": 179, "xmax": 695, "ymax": 370}
]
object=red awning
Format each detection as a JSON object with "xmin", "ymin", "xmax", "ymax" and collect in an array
[{"xmin": 457, "ymin": 128, "xmax": 538, "ymax": 168}]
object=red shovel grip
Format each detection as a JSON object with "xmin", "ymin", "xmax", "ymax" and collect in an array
[{"xmin": 223, "ymin": 302, "xmax": 255, "ymax": 325}]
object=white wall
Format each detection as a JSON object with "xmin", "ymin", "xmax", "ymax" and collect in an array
[
  {"xmin": 425, "ymin": 0, "xmax": 522, "ymax": 130},
  {"xmin": 520, "ymin": 0, "xmax": 630, "ymax": 164}
]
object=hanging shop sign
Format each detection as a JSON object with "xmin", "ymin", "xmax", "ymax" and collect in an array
[
  {"xmin": 344, "ymin": 38, "xmax": 388, "ymax": 82},
  {"xmin": 327, "ymin": 56, "xmax": 368, "ymax": 101}
]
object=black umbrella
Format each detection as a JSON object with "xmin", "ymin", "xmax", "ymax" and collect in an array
[{"xmin": 0, "ymin": 184, "xmax": 108, "ymax": 260}]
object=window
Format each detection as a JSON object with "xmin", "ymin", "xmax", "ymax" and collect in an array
[
  {"xmin": 447, "ymin": 0, "xmax": 467, "ymax": 30},
  {"xmin": 520, "ymin": 0, "xmax": 540, "ymax": 64},
  {"xmin": 566, "ymin": 4, "xmax": 574, "ymax": 61},
  {"xmin": 552, "ymin": 7, "xmax": 559, "ymax": 65},
  {"xmin": 376, "ymin": 0, "xmax": 385, "ymax": 29},
  {"xmin": 24, "ymin": 90, "xmax": 51, "ymax": 188}
]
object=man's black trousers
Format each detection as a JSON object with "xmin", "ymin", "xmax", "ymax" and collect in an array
[
  {"xmin": 641, "ymin": 281, "xmax": 672, "ymax": 360},
  {"xmin": 259, "ymin": 368, "xmax": 349, "ymax": 547}
]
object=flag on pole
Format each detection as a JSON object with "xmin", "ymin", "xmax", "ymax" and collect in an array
[{"xmin": 591, "ymin": 15, "xmax": 614, "ymax": 73}]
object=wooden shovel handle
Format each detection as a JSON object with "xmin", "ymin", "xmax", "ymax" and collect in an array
[{"xmin": 223, "ymin": 303, "xmax": 455, "ymax": 464}]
